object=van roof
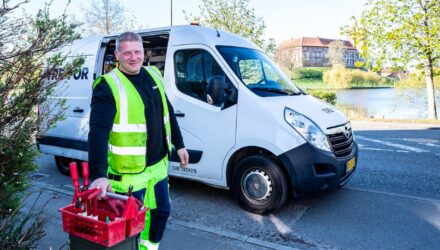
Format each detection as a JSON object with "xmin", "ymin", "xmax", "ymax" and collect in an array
[
  {"xmin": 63, "ymin": 25, "xmax": 262, "ymax": 58},
  {"xmin": 104, "ymin": 25, "xmax": 261, "ymax": 52}
]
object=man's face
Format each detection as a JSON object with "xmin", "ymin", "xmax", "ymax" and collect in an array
[{"xmin": 115, "ymin": 40, "xmax": 144, "ymax": 75}]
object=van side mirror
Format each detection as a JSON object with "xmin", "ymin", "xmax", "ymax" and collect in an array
[{"xmin": 206, "ymin": 76, "xmax": 229, "ymax": 107}]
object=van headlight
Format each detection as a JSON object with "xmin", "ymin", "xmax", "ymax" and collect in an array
[{"xmin": 284, "ymin": 107, "xmax": 331, "ymax": 152}]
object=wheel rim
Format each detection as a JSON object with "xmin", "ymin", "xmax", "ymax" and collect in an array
[
  {"xmin": 241, "ymin": 169, "xmax": 273, "ymax": 201},
  {"xmin": 58, "ymin": 157, "xmax": 72, "ymax": 171}
]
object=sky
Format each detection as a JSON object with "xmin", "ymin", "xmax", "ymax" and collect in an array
[{"xmin": 16, "ymin": 0, "xmax": 368, "ymax": 44}]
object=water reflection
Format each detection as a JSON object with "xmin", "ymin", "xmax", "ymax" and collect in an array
[{"xmin": 336, "ymin": 88, "xmax": 440, "ymax": 119}]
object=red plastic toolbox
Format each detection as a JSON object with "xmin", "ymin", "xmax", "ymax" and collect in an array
[{"xmin": 59, "ymin": 195, "xmax": 147, "ymax": 247}]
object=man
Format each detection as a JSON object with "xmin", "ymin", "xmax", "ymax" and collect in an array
[{"xmin": 88, "ymin": 31, "xmax": 189, "ymax": 250}]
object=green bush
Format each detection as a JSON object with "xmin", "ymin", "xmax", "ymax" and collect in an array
[
  {"xmin": 291, "ymin": 67, "xmax": 327, "ymax": 80},
  {"xmin": 306, "ymin": 89, "xmax": 337, "ymax": 105},
  {"xmin": 383, "ymin": 77, "xmax": 396, "ymax": 86},
  {"xmin": 394, "ymin": 70, "xmax": 440, "ymax": 89},
  {"xmin": 0, "ymin": 191, "xmax": 51, "ymax": 249},
  {"xmin": 350, "ymin": 70, "xmax": 365, "ymax": 86},
  {"xmin": 365, "ymin": 71, "xmax": 382, "ymax": 87},
  {"xmin": 323, "ymin": 65, "xmax": 385, "ymax": 88},
  {"xmin": 323, "ymin": 64, "xmax": 352, "ymax": 89},
  {"xmin": 0, "ymin": 3, "xmax": 84, "ymax": 248},
  {"xmin": 0, "ymin": 3, "xmax": 83, "ymax": 215}
]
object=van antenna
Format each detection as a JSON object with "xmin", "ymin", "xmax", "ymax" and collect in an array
[{"xmin": 216, "ymin": 29, "xmax": 220, "ymax": 38}]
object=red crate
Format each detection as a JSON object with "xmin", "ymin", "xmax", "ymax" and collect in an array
[
  {"xmin": 59, "ymin": 198, "xmax": 147, "ymax": 247},
  {"xmin": 126, "ymin": 209, "xmax": 146, "ymax": 238}
]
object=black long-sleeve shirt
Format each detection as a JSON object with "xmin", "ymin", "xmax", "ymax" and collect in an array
[{"xmin": 88, "ymin": 67, "xmax": 185, "ymax": 180}]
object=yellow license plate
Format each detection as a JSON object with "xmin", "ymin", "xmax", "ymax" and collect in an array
[{"xmin": 346, "ymin": 157, "xmax": 356, "ymax": 173}]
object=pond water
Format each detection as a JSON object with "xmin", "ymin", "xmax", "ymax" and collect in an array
[{"xmin": 335, "ymin": 88, "xmax": 440, "ymax": 119}]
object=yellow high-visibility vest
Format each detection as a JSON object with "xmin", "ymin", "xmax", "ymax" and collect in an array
[{"xmin": 93, "ymin": 66, "xmax": 171, "ymax": 173}]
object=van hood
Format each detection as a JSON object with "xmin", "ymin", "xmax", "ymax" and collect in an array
[{"xmin": 267, "ymin": 94, "xmax": 348, "ymax": 133}]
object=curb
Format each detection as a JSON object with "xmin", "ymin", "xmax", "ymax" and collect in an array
[
  {"xmin": 168, "ymin": 220, "xmax": 298, "ymax": 250},
  {"xmin": 32, "ymin": 181, "xmax": 299, "ymax": 250}
]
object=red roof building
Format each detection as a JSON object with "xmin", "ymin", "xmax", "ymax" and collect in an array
[{"xmin": 275, "ymin": 37, "xmax": 359, "ymax": 68}]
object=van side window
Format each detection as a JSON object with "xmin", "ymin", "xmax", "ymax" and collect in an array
[{"xmin": 174, "ymin": 49, "xmax": 232, "ymax": 105}]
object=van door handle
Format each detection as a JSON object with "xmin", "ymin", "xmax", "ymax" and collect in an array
[
  {"xmin": 73, "ymin": 107, "xmax": 84, "ymax": 113},
  {"xmin": 175, "ymin": 112, "xmax": 185, "ymax": 117}
]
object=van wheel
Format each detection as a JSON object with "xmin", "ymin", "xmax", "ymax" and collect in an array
[
  {"xmin": 55, "ymin": 156, "xmax": 78, "ymax": 176},
  {"xmin": 232, "ymin": 155, "xmax": 288, "ymax": 214}
]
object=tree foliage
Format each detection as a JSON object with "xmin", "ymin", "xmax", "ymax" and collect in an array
[
  {"xmin": 323, "ymin": 64, "xmax": 386, "ymax": 88},
  {"xmin": 343, "ymin": 0, "xmax": 440, "ymax": 119},
  {"xmin": 82, "ymin": 0, "xmax": 138, "ymax": 35},
  {"xmin": 0, "ymin": 0, "xmax": 83, "ymax": 213},
  {"xmin": 275, "ymin": 48, "xmax": 297, "ymax": 74},
  {"xmin": 183, "ymin": 0, "xmax": 276, "ymax": 56},
  {"xmin": 327, "ymin": 40, "xmax": 346, "ymax": 66}
]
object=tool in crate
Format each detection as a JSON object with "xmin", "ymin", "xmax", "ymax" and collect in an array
[{"xmin": 58, "ymin": 161, "xmax": 148, "ymax": 247}]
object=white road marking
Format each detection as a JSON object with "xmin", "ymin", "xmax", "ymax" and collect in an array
[
  {"xmin": 359, "ymin": 147, "xmax": 394, "ymax": 152},
  {"xmin": 342, "ymin": 186, "xmax": 440, "ymax": 205},
  {"xmin": 343, "ymin": 186, "xmax": 440, "ymax": 205},
  {"xmin": 359, "ymin": 147, "xmax": 409, "ymax": 153},
  {"xmin": 356, "ymin": 135, "xmax": 429, "ymax": 153},
  {"xmin": 386, "ymin": 137, "xmax": 439, "ymax": 143},
  {"xmin": 418, "ymin": 142, "xmax": 440, "ymax": 148}
]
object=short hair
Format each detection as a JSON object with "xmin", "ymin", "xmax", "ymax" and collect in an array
[{"xmin": 116, "ymin": 32, "xmax": 142, "ymax": 51}]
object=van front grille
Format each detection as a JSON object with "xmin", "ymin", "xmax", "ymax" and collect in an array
[{"xmin": 327, "ymin": 125, "xmax": 354, "ymax": 158}]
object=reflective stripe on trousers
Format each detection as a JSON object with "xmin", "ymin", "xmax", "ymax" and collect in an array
[
  {"xmin": 140, "ymin": 239, "xmax": 159, "ymax": 250},
  {"xmin": 108, "ymin": 157, "xmax": 170, "ymax": 249}
]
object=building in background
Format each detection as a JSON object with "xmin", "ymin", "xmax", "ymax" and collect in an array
[{"xmin": 275, "ymin": 37, "xmax": 359, "ymax": 68}]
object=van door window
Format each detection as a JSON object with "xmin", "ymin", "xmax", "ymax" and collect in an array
[{"xmin": 174, "ymin": 49, "xmax": 233, "ymax": 106}]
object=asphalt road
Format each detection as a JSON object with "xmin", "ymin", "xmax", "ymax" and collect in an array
[
  {"xmin": 32, "ymin": 123, "xmax": 440, "ymax": 249},
  {"xmin": 348, "ymin": 128, "xmax": 440, "ymax": 200}
]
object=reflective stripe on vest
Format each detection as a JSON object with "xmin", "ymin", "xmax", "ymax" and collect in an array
[{"xmin": 94, "ymin": 66, "xmax": 171, "ymax": 174}]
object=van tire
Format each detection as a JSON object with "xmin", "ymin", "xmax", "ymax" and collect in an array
[
  {"xmin": 232, "ymin": 155, "xmax": 288, "ymax": 214},
  {"xmin": 55, "ymin": 156, "xmax": 78, "ymax": 176}
]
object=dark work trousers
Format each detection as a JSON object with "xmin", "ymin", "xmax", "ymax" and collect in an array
[
  {"xmin": 133, "ymin": 178, "xmax": 171, "ymax": 247},
  {"xmin": 119, "ymin": 177, "xmax": 170, "ymax": 249}
]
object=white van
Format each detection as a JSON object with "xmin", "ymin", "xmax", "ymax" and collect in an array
[{"xmin": 38, "ymin": 25, "xmax": 358, "ymax": 214}]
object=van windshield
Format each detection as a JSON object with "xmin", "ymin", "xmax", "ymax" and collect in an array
[{"xmin": 217, "ymin": 46, "xmax": 303, "ymax": 96}]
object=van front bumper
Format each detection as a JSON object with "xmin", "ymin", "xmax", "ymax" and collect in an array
[{"xmin": 278, "ymin": 141, "xmax": 358, "ymax": 197}]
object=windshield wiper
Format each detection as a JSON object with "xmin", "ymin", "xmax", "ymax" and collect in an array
[{"xmin": 250, "ymin": 87, "xmax": 302, "ymax": 95}]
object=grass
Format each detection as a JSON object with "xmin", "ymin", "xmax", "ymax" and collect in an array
[
  {"xmin": 293, "ymin": 79, "xmax": 329, "ymax": 89},
  {"xmin": 335, "ymin": 104, "xmax": 369, "ymax": 120},
  {"xmin": 291, "ymin": 67, "xmax": 329, "ymax": 81}
]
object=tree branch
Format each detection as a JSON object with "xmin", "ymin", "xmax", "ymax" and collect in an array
[{"xmin": 0, "ymin": 0, "xmax": 29, "ymax": 15}]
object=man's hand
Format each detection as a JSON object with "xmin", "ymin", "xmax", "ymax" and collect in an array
[
  {"xmin": 177, "ymin": 148, "xmax": 189, "ymax": 168},
  {"xmin": 90, "ymin": 177, "xmax": 113, "ymax": 198}
]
